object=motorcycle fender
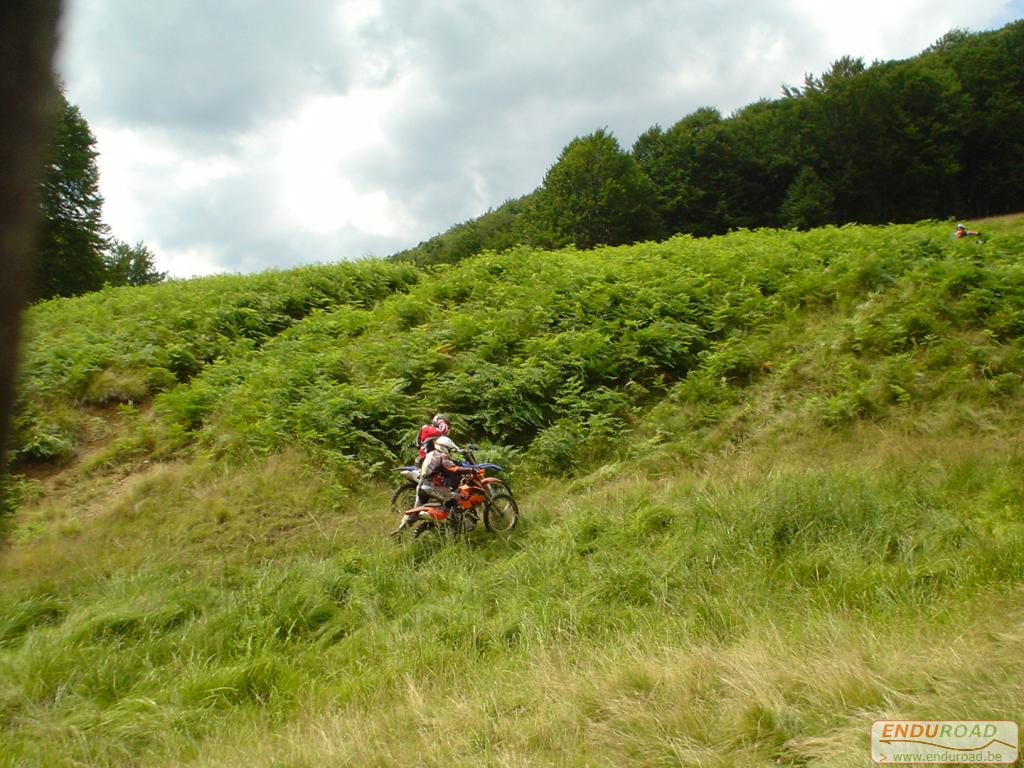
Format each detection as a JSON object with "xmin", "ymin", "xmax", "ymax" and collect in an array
[{"xmin": 408, "ymin": 505, "xmax": 449, "ymax": 522}]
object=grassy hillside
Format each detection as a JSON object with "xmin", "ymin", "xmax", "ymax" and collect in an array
[
  {"xmin": 2, "ymin": 217, "xmax": 1023, "ymax": 766},
  {"xmin": 10, "ymin": 260, "xmax": 421, "ymax": 464}
]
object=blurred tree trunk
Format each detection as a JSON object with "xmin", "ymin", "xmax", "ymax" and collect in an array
[{"xmin": 0, "ymin": 0, "xmax": 62, "ymax": 467}]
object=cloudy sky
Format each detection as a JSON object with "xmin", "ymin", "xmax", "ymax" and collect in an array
[{"xmin": 56, "ymin": 0, "xmax": 1023, "ymax": 278}]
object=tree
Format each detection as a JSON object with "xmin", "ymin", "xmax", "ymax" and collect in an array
[
  {"xmin": 725, "ymin": 99, "xmax": 805, "ymax": 229},
  {"xmin": 931, "ymin": 20, "xmax": 1024, "ymax": 216},
  {"xmin": 530, "ymin": 128, "xmax": 661, "ymax": 249},
  {"xmin": 780, "ymin": 167, "xmax": 835, "ymax": 229},
  {"xmin": 104, "ymin": 239, "xmax": 167, "ymax": 287},
  {"xmin": 632, "ymin": 108, "xmax": 745, "ymax": 237},
  {"xmin": 33, "ymin": 89, "xmax": 110, "ymax": 300}
]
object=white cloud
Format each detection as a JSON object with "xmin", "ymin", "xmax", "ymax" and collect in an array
[
  {"xmin": 175, "ymin": 158, "xmax": 239, "ymax": 191},
  {"xmin": 89, "ymin": 125, "xmax": 176, "ymax": 246},
  {"xmin": 159, "ymin": 244, "xmax": 228, "ymax": 279},
  {"xmin": 272, "ymin": 88, "xmax": 416, "ymax": 237},
  {"xmin": 338, "ymin": 0, "xmax": 383, "ymax": 29},
  {"xmin": 790, "ymin": 0, "xmax": 1011, "ymax": 63}
]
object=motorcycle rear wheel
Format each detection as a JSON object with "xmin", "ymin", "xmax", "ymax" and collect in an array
[
  {"xmin": 412, "ymin": 515, "xmax": 467, "ymax": 539},
  {"xmin": 484, "ymin": 492, "xmax": 519, "ymax": 532}
]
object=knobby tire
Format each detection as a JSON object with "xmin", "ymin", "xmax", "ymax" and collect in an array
[
  {"xmin": 483, "ymin": 492, "xmax": 519, "ymax": 533},
  {"xmin": 390, "ymin": 482, "xmax": 418, "ymax": 515}
]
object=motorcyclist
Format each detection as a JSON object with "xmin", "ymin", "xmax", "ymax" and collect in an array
[
  {"xmin": 394, "ymin": 435, "xmax": 477, "ymax": 536},
  {"xmin": 416, "ymin": 412, "xmax": 451, "ymax": 460},
  {"xmin": 955, "ymin": 223, "xmax": 981, "ymax": 239}
]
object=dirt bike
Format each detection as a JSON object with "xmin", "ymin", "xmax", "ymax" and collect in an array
[
  {"xmin": 389, "ymin": 445, "xmax": 519, "ymax": 537},
  {"xmin": 392, "ymin": 466, "xmax": 520, "ymax": 540}
]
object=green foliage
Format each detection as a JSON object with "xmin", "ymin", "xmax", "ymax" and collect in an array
[
  {"xmin": 930, "ymin": 22, "xmax": 1024, "ymax": 216},
  {"xmin": 781, "ymin": 167, "xmax": 835, "ymax": 229},
  {"xmin": 13, "ymin": 260, "xmax": 421, "ymax": 463},
  {"xmin": 103, "ymin": 239, "xmax": 167, "ymax": 287},
  {"xmin": 529, "ymin": 128, "xmax": 662, "ymax": 249},
  {"xmin": 15, "ymin": 220, "xmax": 1024, "ymax": 478},
  {"xmin": 633, "ymin": 107, "xmax": 750, "ymax": 236},
  {"xmin": 33, "ymin": 89, "xmax": 110, "ymax": 300},
  {"xmin": 390, "ymin": 195, "xmax": 535, "ymax": 268},
  {"xmin": 1, "ymin": 475, "xmax": 42, "ymax": 521}
]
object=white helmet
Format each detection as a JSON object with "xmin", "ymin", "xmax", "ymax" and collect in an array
[{"xmin": 434, "ymin": 436, "xmax": 458, "ymax": 455}]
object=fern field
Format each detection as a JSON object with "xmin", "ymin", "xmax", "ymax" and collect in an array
[{"xmin": 12, "ymin": 220, "xmax": 1024, "ymax": 476}]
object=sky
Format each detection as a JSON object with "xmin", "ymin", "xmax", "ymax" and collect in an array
[{"xmin": 55, "ymin": 0, "xmax": 1024, "ymax": 278}]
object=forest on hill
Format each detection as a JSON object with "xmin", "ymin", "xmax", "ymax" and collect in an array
[{"xmin": 392, "ymin": 21, "xmax": 1024, "ymax": 267}]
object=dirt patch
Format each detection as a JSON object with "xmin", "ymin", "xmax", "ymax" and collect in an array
[
  {"xmin": 11, "ymin": 401, "xmax": 154, "ymax": 484},
  {"xmin": 973, "ymin": 211, "xmax": 1024, "ymax": 225}
]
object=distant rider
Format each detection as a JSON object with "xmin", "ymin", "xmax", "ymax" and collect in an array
[{"xmin": 955, "ymin": 223, "xmax": 982, "ymax": 240}]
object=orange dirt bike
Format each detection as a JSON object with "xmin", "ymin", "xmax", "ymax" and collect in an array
[{"xmin": 389, "ymin": 445, "xmax": 519, "ymax": 539}]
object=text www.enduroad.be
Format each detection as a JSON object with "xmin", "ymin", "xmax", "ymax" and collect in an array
[{"xmin": 892, "ymin": 751, "xmax": 1005, "ymax": 763}]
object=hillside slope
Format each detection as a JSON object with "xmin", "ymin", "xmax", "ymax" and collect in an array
[{"xmin": 2, "ymin": 218, "xmax": 1023, "ymax": 766}]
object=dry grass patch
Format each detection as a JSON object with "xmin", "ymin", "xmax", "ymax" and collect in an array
[{"xmin": 173, "ymin": 590, "xmax": 1023, "ymax": 768}]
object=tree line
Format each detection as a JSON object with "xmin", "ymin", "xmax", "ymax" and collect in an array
[
  {"xmin": 33, "ymin": 88, "xmax": 164, "ymax": 301},
  {"xmin": 393, "ymin": 21, "xmax": 1024, "ymax": 266}
]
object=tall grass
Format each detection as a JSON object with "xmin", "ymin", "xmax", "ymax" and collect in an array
[{"xmin": 2, "ymin": 426, "xmax": 1023, "ymax": 766}]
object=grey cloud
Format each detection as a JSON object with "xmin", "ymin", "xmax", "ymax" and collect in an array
[
  {"xmin": 347, "ymin": 0, "xmax": 814, "ymax": 227},
  {"xmin": 60, "ymin": 0, "xmax": 357, "ymax": 140},
  {"xmin": 141, "ymin": 167, "xmax": 406, "ymax": 275}
]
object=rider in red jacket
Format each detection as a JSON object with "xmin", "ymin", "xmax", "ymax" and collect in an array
[
  {"xmin": 955, "ymin": 223, "xmax": 981, "ymax": 239},
  {"xmin": 417, "ymin": 413, "xmax": 451, "ymax": 460}
]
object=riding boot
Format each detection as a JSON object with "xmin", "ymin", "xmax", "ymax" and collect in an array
[{"xmin": 390, "ymin": 513, "xmax": 417, "ymax": 541}]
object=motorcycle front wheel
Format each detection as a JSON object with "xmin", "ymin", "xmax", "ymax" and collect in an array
[
  {"xmin": 483, "ymin": 493, "xmax": 519, "ymax": 532},
  {"xmin": 390, "ymin": 482, "xmax": 418, "ymax": 515},
  {"xmin": 412, "ymin": 515, "xmax": 466, "ymax": 539},
  {"xmin": 411, "ymin": 520, "xmax": 437, "ymax": 539},
  {"xmin": 484, "ymin": 479, "xmax": 512, "ymax": 500}
]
